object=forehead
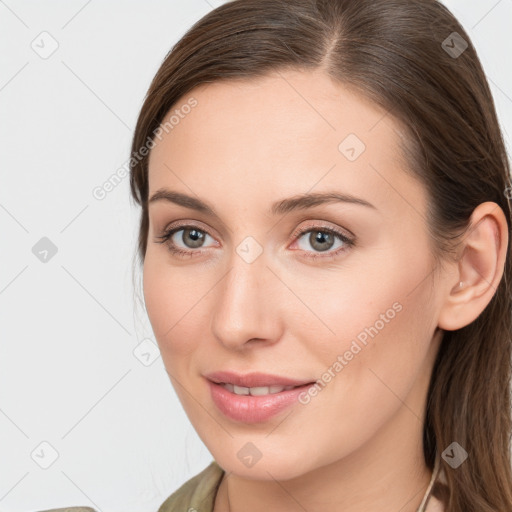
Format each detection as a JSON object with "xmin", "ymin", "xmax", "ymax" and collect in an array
[{"xmin": 147, "ymin": 69, "xmax": 426, "ymax": 218}]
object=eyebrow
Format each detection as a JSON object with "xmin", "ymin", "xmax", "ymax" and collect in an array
[{"xmin": 148, "ymin": 188, "xmax": 377, "ymax": 217}]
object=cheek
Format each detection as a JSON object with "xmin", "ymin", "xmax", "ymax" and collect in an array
[
  {"xmin": 142, "ymin": 255, "xmax": 204, "ymax": 361},
  {"xmin": 291, "ymin": 271, "xmax": 435, "ymax": 462},
  {"xmin": 308, "ymin": 257, "xmax": 436, "ymax": 413}
]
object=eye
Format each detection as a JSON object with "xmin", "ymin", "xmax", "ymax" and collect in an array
[
  {"xmin": 154, "ymin": 224, "xmax": 217, "ymax": 258},
  {"xmin": 290, "ymin": 224, "xmax": 355, "ymax": 260}
]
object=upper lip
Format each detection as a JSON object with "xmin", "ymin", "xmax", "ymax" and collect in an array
[{"xmin": 204, "ymin": 371, "xmax": 314, "ymax": 388}]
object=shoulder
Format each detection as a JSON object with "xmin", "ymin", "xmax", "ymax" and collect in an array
[
  {"xmin": 30, "ymin": 462, "xmax": 224, "ymax": 512},
  {"xmin": 158, "ymin": 460, "xmax": 225, "ymax": 512}
]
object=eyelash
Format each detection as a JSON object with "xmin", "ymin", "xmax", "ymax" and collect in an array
[{"xmin": 154, "ymin": 222, "xmax": 355, "ymax": 261}]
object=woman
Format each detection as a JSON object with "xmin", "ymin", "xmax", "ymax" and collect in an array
[
  {"xmin": 130, "ymin": 0, "xmax": 512, "ymax": 510},
  {"xmin": 42, "ymin": 0, "xmax": 512, "ymax": 511}
]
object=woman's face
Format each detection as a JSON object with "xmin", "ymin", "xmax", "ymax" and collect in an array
[{"xmin": 143, "ymin": 69, "xmax": 448, "ymax": 480}]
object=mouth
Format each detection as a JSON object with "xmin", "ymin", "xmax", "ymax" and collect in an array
[
  {"xmin": 206, "ymin": 379, "xmax": 314, "ymax": 424},
  {"xmin": 216, "ymin": 382, "xmax": 312, "ymax": 396}
]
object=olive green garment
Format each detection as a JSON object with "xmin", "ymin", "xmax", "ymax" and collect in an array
[
  {"xmin": 31, "ymin": 461, "xmax": 224, "ymax": 512},
  {"xmin": 157, "ymin": 460, "xmax": 225, "ymax": 512}
]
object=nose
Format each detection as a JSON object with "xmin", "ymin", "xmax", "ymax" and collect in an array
[{"xmin": 210, "ymin": 246, "xmax": 283, "ymax": 351}]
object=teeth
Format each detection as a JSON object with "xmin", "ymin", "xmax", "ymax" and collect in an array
[{"xmin": 221, "ymin": 383, "xmax": 297, "ymax": 395}]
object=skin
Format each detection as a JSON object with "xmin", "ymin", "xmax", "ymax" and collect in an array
[{"xmin": 143, "ymin": 68, "xmax": 508, "ymax": 512}]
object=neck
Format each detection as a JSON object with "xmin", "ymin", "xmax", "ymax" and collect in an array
[{"xmin": 214, "ymin": 416, "xmax": 433, "ymax": 512}]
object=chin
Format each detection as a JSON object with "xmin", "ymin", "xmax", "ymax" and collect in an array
[{"xmin": 210, "ymin": 445, "xmax": 317, "ymax": 482}]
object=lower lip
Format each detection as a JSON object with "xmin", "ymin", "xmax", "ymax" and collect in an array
[{"xmin": 207, "ymin": 379, "xmax": 315, "ymax": 423}]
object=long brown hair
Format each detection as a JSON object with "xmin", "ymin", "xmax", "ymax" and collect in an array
[{"xmin": 129, "ymin": 0, "xmax": 512, "ymax": 509}]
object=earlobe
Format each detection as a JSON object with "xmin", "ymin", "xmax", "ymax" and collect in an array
[{"xmin": 437, "ymin": 201, "xmax": 509, "ymax": 332}]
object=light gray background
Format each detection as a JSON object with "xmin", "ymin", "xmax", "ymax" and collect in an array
[{"xmin": 1, "ymin": 1, "xmax": 511, "ymax": 511}]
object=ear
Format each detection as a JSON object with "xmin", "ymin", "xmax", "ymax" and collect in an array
[{"xmin": 437, "ymin": 201, "xmax": 509, "ymax": 331}]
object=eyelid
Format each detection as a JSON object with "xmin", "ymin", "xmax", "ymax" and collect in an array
[{"xmin": 289, "ymin": 219, "xmax": 355, "ymax": 242}]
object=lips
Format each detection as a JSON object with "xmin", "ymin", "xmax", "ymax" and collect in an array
[
  {"xmin": 206, "ymin": 379, "xmax": 316, "ymax": 423},
  {"xmin": 203, "ymin": 370, "xmax": 315, "ymax": 388}
]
